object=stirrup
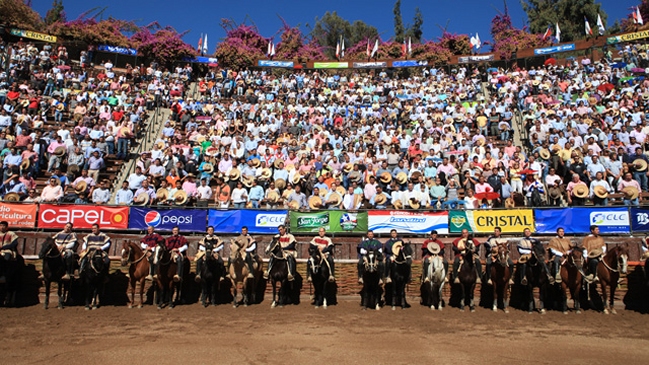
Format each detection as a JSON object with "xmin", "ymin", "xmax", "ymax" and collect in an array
[
  {"xmin": 247, "ymin": 273, "xmax": 254, "ymax": 279},
  {"xmin": 487, "ymin": 279, "xmax": 492, "ymax": 285},
  {"xmin": 263, "ymin": 271, "xmax": 269, "ymax": 279},
  {"xmin": 194, "ymin": 275, "xmax": 202, "ymax": 283},
  {"xmin": 509, "ymin": 278, "xmax": 514, "ymax": 285},
  {"xmin": 385, "ymin": 277, "xmax": 392, "ymax": 284},
  {"xmin": 424, "ymin": 277, "xmax": 430, "ymax": 283},
  {"xmin": 307, "ymin": 276, "xmax": 312, "ymax": 282},
  {"xmin": 328, "ymin": 276, "xmax": 335, "ymax": 283},
  {"xmin": 287, "ymin": 273, "xmax": 295, "ymax": 282},
  {"xmin": 173, "ymin": 274, "xmax": 181, "ymax": 282},
  {"xmin": 521, "ymin": 278, "xmax": 528, "ymax": 285},
  {"xmin": 476, "ymin": 277, "xmax": 482, "ymax": 284},
  {"xmin": 61, "ymin": 273, "xmax": 71, "ymax": 281},
  {"xmin": 145, "ymin": 275, "xmax": 153, "ymax": 281},
  {"xmin": 453, "ymin": 277, "xmax": 460, "ymax": 284},
  {"xmin": 358, "ymin": 277, "xmax": 363, "ymax": 284}
]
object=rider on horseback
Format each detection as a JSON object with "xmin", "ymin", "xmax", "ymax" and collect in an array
[
  {"xmin": 484, "ymin": 227, "xmax": 514, "ymax": 285},
  {"xmin": 79, "ymin": 224, "xmax": 111, "ymax": 279},
  {"xmin": 583, "ymin": 225, "xmax": 605, "ymax": 283},
  {"xmin": 357, "ymin": 230, "xmax": 383, "ymax": 284},
  {"xmin": 195, "ymin": 226, "xmax": 224, "ymax": 283},
  {"xmin": 383, "ymin": 229, "xmax": 403, "ymax": 284},
  {"xmin": 140, "ymin": 226, "xmax": 165, "ymax": 281},
  {"xmin": 451, "ymin": 229, "xmax": 482, "ymax": 284},
  {"xmin": 52, "ymin": 222, "xmax": 79, "ymax": 281},
  {"xmin": 307, "ymin": 227, "xmax": 335, "ymax": 283},
  {"xmin": 230, "ymin": 226, "xmax": 257, "ymax": 279},
  {"xmin": 517, "ymin": 228, "xmax": 553, "ymax": 285},
  {"xmin": 421, "ymin": 230, "xmax": 448, "ymax": 283},
  {"xmin": 548, "ymin": 227, "xmax": 574, "ymax": 284},
  {"xmin": 263, "ymin": 225, "xmax": 297, "ymax": 282},
  {"xmin": 165, "ymin": 226, "xmax": 188, "ymax": 282},
  {"xmin": 0, "ymin": 221, "xmax": 19, "ymax": 284}
]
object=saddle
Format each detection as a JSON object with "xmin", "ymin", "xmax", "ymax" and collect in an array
[{"xmin": 518, "ymin": 254, "xmax": 532, "ymax": 264}]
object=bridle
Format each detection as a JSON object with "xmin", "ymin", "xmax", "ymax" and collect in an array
[
  {"xmin": 393, "ymin": 244, "xmax": 412, "ymax": 265},
  {"xmin": 363, "ymin": 250, "xmax": 379, "ymax": 273},
  {"xmin": 496, "ymin": 244, "xmax": 509, "ymax": 267},
  {"xmin": 601, "ymin": 246, "xmax": 628, "ymax": 274},
  {"xmin": 43, "ymin": 242, "xmax": 61, "ymax": 259},
  {"xmin": 121, "ymin": 243, "xmax": 147, "ymax": 266}
]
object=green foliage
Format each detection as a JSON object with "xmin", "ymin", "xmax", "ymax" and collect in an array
[
  {"xmin": 44, "ymin": 0, "xmax": 66, "ymax": 26},
  {"xmin": 393, "ymin": 0, "xmax": 404, "ymax": 43},
  {"xmin": 522, "ymin": 0, "xmax": 608, "ymax": 41},
  {"xmin": 404, "ymin": 7, "xmax": 424, "ymax": 43},
  {"xmin": 310, "ymin": 11, "xmax": 378, "ymax": 58},
  {"xmin": 0, "ymin": 0, "xmax": 45, "ymax": 30}
]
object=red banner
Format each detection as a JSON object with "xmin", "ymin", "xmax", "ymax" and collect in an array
[
  {"xmin": 38, "ymin": 204, "xmax": 129, "ymax": 229},
  {"xmin": 0, "ymin": 203, "xmax": 37, "ymax": 228}
]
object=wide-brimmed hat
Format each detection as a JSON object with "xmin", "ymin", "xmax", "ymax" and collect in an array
[
  {"xmin": 54, "ymin": 146, "xmax": 66, "ymax": 156},
  {"xmin": 202, "ymin": 163, "xmax": 214, "ymax": 173},
  {"xmin": 318, "ymin": 188, "xmax": 328, "ymax": 197},
  {"xmin": 539, "ymin": 149, "xmax": 551, "ymax": 160},
  {"xmin": 326, "ymin": 192, "xmax": 342, "ymax": 206},
  {"xmin": 251, "ymin": 158, "xmax": 261, "ymax": 168},
  {"xmin": 266, "ymin": 190, "xmax": 280, "ymax": 203},
  {"xmin": 504, "ymin": 197, "xmax": 515, "ymax": 208},
  {"xmin": 633, "ymin": 159, "xmax": 648, "ymax": 171},
  {"xmin": 275, "ymin": 178, "xmax": 286, "ymax": 190},
  {"xmin": 20, "ymin": 159, "xmax": 30, "ymax": 170},
  {"xmin": 380, "ymin": 171, "xmax": 392, "ymax": 184},
  {"xmin": 173, "ymin": 190, "xmax": 188, "ymax": 205},
  {"xmin": 594, "ymin": 185, "xmax": 608, "ymax": 199},
  {"xmin": 156, "ymin": 141, "xmax": 166, "ymax": 150},
  {"xmin": 308, "ymin": 195, "xmax": 323, "ymax": 209},
  {"xmin": 348, "ymin": 171, "xmax": 362, "ymax": 183},
  {"xmin": 391, "ymin": 240, "xmax": 404, "ymax": 256},
  {"xmin": 573, "ymin": 184, "xmax": 589, "ymax": 198},
  {"xmin": 427, "ymin": 242, "xmax": 441, "ymax": 255},
  {"xmin": 393, "ymin": 199, "xmax": 403, "ymax": 209},
  {"xmin": 156, "ymin": 188, "xmax": 169, "ymax": 200},
  {"xmin": 291, "ymin": 173, "xmax": 301, "ymax": 185},
  {"xmin": 396, "ymin": 172, "xmax": 408, "ymax": 184},
  {"xmin": 260, "ymin": 168, "xmax": 272, "ymax": 180},
  {"xmin": 75, "ymin": 181, "xmax": 87, "ymax": 193},
  {"xmin": 4, "ymin": 192, "xmax": 20, "ymax": 202},
  {"xmin": 273, "ymin": 159, "xmax": 283, "ymax": 169},
  {"xmin": 335, "ymin": 186, "xmax": 346, "ymax": 196},
  {"xmin": 134, "ymin": 192, "xmax": 150, "ymax": 205},
  {"xmin": 622, "ymin": 186, "xmax": 640, "ymax": 200},
  {"xmin": 353, "ymin": 194, "xmax": 363, "ymax": 208},
  {"xmin": 374, "ymin": 193, "xmax": 387, "ymax": 205},
  {"xmin": 548, "ymin": 186, "xmax": 562, "ymax": 200},
  {"xmin": 229, "ymin": 168, "xmax": 241, "ymax": 180},
  {"xmin": 410, "ymin": 170, "xmax": 422, "ymax": 182},
  {"xmin": 242, "ymin": 174, "xmax": 255, "ymax": 188},
  {"xmin": 288, "ymin": 200, "xmax": 300, "ymax": 210},
  {"xmin": 408, "ymin": 197, "xmax": 420, "ymax": 209},
  {"xmin": 281, "ymin": 187, "xmax": 294, "ymax": 200},
  {"xmin": 343, "ymin": 163, "xmax": 354, "ymax": 173}
]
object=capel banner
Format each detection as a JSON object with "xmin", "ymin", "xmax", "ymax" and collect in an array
[
  {"xmin": 289, "ymin": 210, "xmax": 368, "ymax": 233},
  {"xmin": 0, "ymin": 203, "xmax": 37, "ymax": 228},
  {"xmin": 449, "ymin": 209, "xmax": 534, "ymax": 234},
  {"xmin": 534, "ymin": 208, "xmax": 630, "ymax": 234},
  {"xmin": 128, "ymin": 207, "xmax": 206, "ymax": 232},
  {"xmin": 208, "ymin": 209, "xmax": 287, "ymax": 234},
  {"xmin": 368, "ymin": 210, "xmax": 448, "ymax": 234},
  {"xmin": 38, "ymin": 204, "xmax": 129, "ymax": 229}
]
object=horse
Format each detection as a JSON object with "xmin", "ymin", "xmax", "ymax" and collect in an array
[
  {"xmin": 593, "ymin": 243, "xmax": 629, "ymax": 315},
  {"xmin": 265, "ymin": 237, "xmax": 291, "ymax": 308},
  {"xmin": 120, "ymin": 240, "xmax": 150, "ymax": 309},
  {"xmin": 457, "ymin": 244, "xmax": 477, "ymax": 312},
  {"xmin": 38, "ymin": 238, "xmax": 71, "ymax": 309},
  {"xmin": 229, "ymin": 240, "xmax": 263, "ymax": 307},
  {"xmin": 154, "ymin": 244, "xmax": 181, "ymax": 309},
  {"xmin": 491, "ymin": 243, "xmax": 512, "ymax": 313},
  {"xmin": 559, "ymin": 248, "xmax": 585, "ymax": 314},
  {"xmin": 389, "ymin": 242, "xmax": 412, "ymax": 310},
  {"xmin": 520, "ymin": 243, "xmax": 550, "ymax": 314},
  {"xmin": 80, "ymin": 249, "xmax": 109, "ymax": 310},
  {"xmin": 421, "ymin": 254, "xmax": 446, "ymax": 310},
  {"xmin": 199, "ymin": 241, "xmax": 226, "ymax": 307},
  {"xmin": 308, "ymin": 245, "xmax": 331, "ymax": 309},
  {"xmin": 360, "ymin": 248, "xmax": 382, "ymax": 310},
  {"xmin": 0, "ymin": 250, "xmax": 22, "ymax": 307}
]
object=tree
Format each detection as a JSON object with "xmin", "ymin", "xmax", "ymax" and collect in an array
[
  {"xmin": 405, "ymin": 7, "xmax": 424, "ymax": 43},
  {"xmin": 522, "ymin": 0, "xmax": 608, "ymax": 41},
  {"xmin": 621, "ymin": 1, "xmax": 649, "ymax": 32},
  {"xmin": 0, "ymin": 0, "xmax": 44, "ymax": 30},
  {"xmin": 490, "ymin": 5, "xmax": 549, "ymax": 59},
  {"xmin": 393, "ymin": 0, "xmax": 405, "ymax": 43},
  {"xmin": 214, "ymin": 22, "xmax": 267, "ymax": 70},
  {"xmin": 44, "ymin": 0, "xmax": 66, "ymax": 26},
  {"xmin": 310, "ymin": 11, "xmax": 378, "ymax": 58},
  {"xmin": 130, "ymin": 24, "xmax": 196, "ymax": 67}
]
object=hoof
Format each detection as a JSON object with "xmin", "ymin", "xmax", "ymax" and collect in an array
[
  {"xmin": 563, "ymin": 311, "xmax": 568, "ymax": 315},
  {"xmin": 504, "ymin": 309, "xmax": 509, "ymax": 314},
  {"xmin": 492, "ymin": 306, "xmax": 497, "ymax": 312},
  {"xmin": 375, "ymin": 304, "xmax": 380, "ymax": 311},
  {"xmin": 603, "ymin": 309, "xmax": 609, "ymax": 315},
  {"xmin": 460, "ymin": 308, "xmax": 464, "ymax": 312},
  {"xmin": 323, "ymin": 304, "xmax": 327, "ymax": 309},
  {"xmin": 157, "ymin": 306, "xmax": 162, "ymax": 310},
  {"xmin": 58, "ymin": 305, "xmax": 63, "ymax": 310},
  {"xmin": 439, "ymin": 307, "xmax": 443, "ymax": 312},
  {"xmin": 611, "ymin": 309, "xmax": 617, "ymax": 315},
  {"xmin": 470, "ymin": 308, "xmax": 475, "ymax": 313},
  {"xmin": 85, "ymin": 306, "xmax": 90, "ymax": 311},
  {"xmin": 128, "ymin": 305, "xmax": 133, "ymax": 309},
  {"xmin": 392, "ymin": 306, "xmax": 396, "ymax": 311},
  {"xmin": 576, "ymin": 310, "xmax": 582, "ymax": 314},
  {"xmin": 271, "ymin": 302, "xmax": 277, "ymax": 308},
  {"xmin": 430, "ymin": 305, "xmax": 435, "ymax": 310},
  {"xmin": 540, "ymin": 309, "xmax": 546, "ymax": 315},
  {"xmin": 315, "ymin": 306, "xmax": 320, "ymax": 309},
  {"xmin": 92, "ymin": 306, "xmax": 98, "ymax": 310},
  {"xmin": 138, "ymin": 305, "xmax": 143, "ymax": 309}
]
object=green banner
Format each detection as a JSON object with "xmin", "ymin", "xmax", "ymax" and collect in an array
[
  {"xmin": 313, "ymin": 62, "xmax": 349, "ymax": 69},
  {"xmin": 607, "ymin": 30, "xmax": 649, "ymax": 45},
  {"xmin": 289, "ymin": 210, "xmax": 368, "ymax": 233}
]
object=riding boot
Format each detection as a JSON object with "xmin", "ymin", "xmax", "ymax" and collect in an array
[
  {"xmin": 328, "ymin": 258, "xmax": 335, "ymax": 282},
  {"xmin": 452, "ymin": 259, "xmax": 460, "ymax": 284},
  {"xmin": 245, "ymin": 254, "xmax": 255, "ymax": 279},
  {"xmin": 384, "ymin": 260, "xmax": 392, "ymax": 284},
  {"xmin": 306, "ymin": 260, "xmax": 313, "ymax": 282},
  {"xmin": 422, "ymin": 259, "xmax": 430, "ymax": 283},
  {"xmin": 543, "ymin": 261, "xmax": 555, "ymax": 284},
  {"xmin": 474, "ymin": 258, "xmax": 482, "ymax": 284},
  {"xmin": 587, "ymin": 259, "xmax": 598, "ymax": 282},
  {"xmin": 62, "ymin": 254, "xmax": 73, "ymax": 281},
  {"xmin": 195, "ymin": 259, "xmax": 203, "ymax": 283},
  {"xmin": 174, "ymin": 257, "xmax": 183, "ymax": 282},
  {"xmin": 520, "ymin": 263, "xmax": 527, "ymax": 285},
  {"xmin": 357, "ymin": 260, "xmax": 363, "ymax": 284},
  {"xmin": 553, "ymin": 258, "xmax": 562, "ymax": 283},
  {"xmin": 146, "ymin": 257, "xmax": 154, "ymax": 281},
  {"xmin": 287, "ymin": 257, "xmax": 295, "ymax": 282},
  {"xmin": 263, "ymin": 257, "xmax": 273, "ymax": 280},
  {"xmin": 485, "ymin": 263, "xmax": 492, "ymax": 285}
]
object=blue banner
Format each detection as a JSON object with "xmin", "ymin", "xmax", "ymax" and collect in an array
[
  {"xmin": 128, "ymin": 207, "xmax": 207, "ymax": 232},
  {"xmin": 534, "ymin": 43, "xmax": 576, "ymax": 56},
  {"xmin": 98, "ymin": 44, "xmax": 137, "ymax": 56},
  {"xmin": 392, "ymin": 60, "xmax": 428, "ymax": 68},
  {"xmin": 534, "ymin": 207, "xmax": 630, "ymax": 234},
  {"xmin": 207, "ymin": 209, "xmax": 287, "ymax": 234},
  {"xmin": 631, "ymin": 207, "xmax": 649, "ymax": 232},
  {"xmin": 182, "ymin": 56, "xmax": 218, "ymax": 64},
  {"xmin": 258, "ymin": 60, "xmax": 294, "ymax": 68}
]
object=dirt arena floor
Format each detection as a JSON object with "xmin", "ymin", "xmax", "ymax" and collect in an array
[{"xmin": 1, "ymin": 295, "xmax": 647, "ymax": 365}]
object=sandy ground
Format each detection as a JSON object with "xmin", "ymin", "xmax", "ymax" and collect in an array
[{"xmin": 1, "ymin": 296, "xmax": 648, "ymax": 365}]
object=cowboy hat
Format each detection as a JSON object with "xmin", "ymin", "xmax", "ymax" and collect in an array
[
  {"xmin": 380, "ymin": 171, "xmax": 392, "ymax": 184},
  {"xmin": 308, "ymin": 195, "xmax": 323, "ymax": 209},
  {"xmin": 20, "ymin": 159, "xmax": 30, "ymax": 170},
  {"xmin": 410, "ymin": 170, "xmax": 422, "ymax": 182},
  {"xmin": 336, "ymin": 186, "xmax": 346, "ymax": 196},
  {"xmin": 266, "ymin": 190, "xmax": 280, "ymax": 203},
  {"xmin": 75, "ymin": 181, "xmax": 87, "ymax": 193},
  {"xmin": 285, "ymin": 164, "xmax": 295, "ymax": 172},
  {"xmin": 427, "ymin": 242, "xmax": 441, "ymax": 255},
  {"xmin": 393, "ymin": 199, "xmax": 403, "ymax": 209},
  {"xmin": 539, "ymin": 148, "xmax": 551, "ymax": 160},
  {"xmin": 291, "ymin": 173, "xmax": 301, "ymax": 185},
  {"xmin": 408, "ymin": 197, "xmax": 420, "ymax": 210},
  {"xmin": 53, "ymin": 146, "xmax": 66, "ymax": 156},
  {"xmin": 633, "ymin": 158, "xmax": 648, "ymax": 171},
  {"xmin": 318, "ymin": 188, "xmax": 328, "ymax": 197},
  {"xmin": 573, "ymin": 184, "xmax": 589, "ymax": 198},
  {"xmin": 391, "ymin": 240, "xmax": 404, "ymax": 256},
  {"xmin": 120, "ymin": 127, "xmax": 131, "ymax": 136},
  {"xmin": 281, "ymin": 187, "xmax": 294, "ymax": 200},
  {"xmin": 353, "ymin": 194, "xmax": 363, "ymax": 208},
  {"xmin": 242, "ymin": 174, "xmax": 255, "ymax": 188},
  {"xmin": 4, "ymin": 192, "xmax": 20, "ymax": 202},
  {"xmin": 374, "ymin": 193, "xmax": 387, "ymax": 205},
  {"xmin": 202, "ymin": 163, "xmax": 214, "ymax": 174},
  {"xmin": 396, "ymin": 172, "xmax": 408, "ymax": 185},
  {"xmin": 348, "ymin": 171, "xmax": 362, "ymax": 183},
  {"xmin": 173, "ymin": 190, "xmax": 188, "ymax": 205},
  {"xmin": 622, "ymin": 186, "xmax": 640, "ymax": 200},
  {"xmin": 594, "ymin": 185, "xmax": 609, "ymax": 199},
  {"xmin": 343, "ymin": 163, "xmax": 354, "ymax": 173},
  {"xmin": 504, "ymin": 197, "xmax": 515, "ymax": 208},
  {"xmin": 275, "ymin": 178, "xmax": 286, "ymax": 190},
  {"xmin": 156, "ymin": 141, "xmax": 166, "ymax": 150},
  {"xmin": 288, "ymin": 200, "xmax": 300, "ymax": 210},
  {"xmin": 548, "ymin": 186, "xmax": 562, "ymax": 200},
  {"xmin": 251, "ymin": 158, "xmax": 261, "ymax": 168},
  {"xmin": 326, "ymin": 192, "xmax": 342, "ymax": 206},
  {"xmin": 196, "ymin": 135, "xmax": 206, "ymax": 144},
  {"xmin": 156, "ymin": 188, "xmax": 169, "ymax": 200},
  {"xmin": 273, "ymin": 159, "xmax": 283, "ymax": 169},
  {"xmin": 134, "ymin": 192, "xmax": 150, "ymax": 205},
  {"xmin": 259, "ymin": 168, "xmax": 272, "ymax": 180},
  {"xmin": 229, "ymin": 168, "xmax": 241, "ymax": 180}
]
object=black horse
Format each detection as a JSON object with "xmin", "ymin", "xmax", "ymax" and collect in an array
[
  {"xmin": 199, "ymin": 242, "xmax": 226, "ymax": 307},
  {"xmin": 389, "ymin": 242, "xmax": 412, "ymax": 310},
  {"xmin": 457, "ymin": 244, "xmax": 478, "ymax": 312},
  {"xmin": 80, "ymin": 249, "xmax": 109, "ymax": 310},
  {"xmin": 360, "ymin": 249, "xmax": 383, "ymax": 310},
  {"xmin": 265, "ymin": 238, "xmax": 292, "ymax": 308},
  {"xmin": 38, "ymin": 238, "xmax": 73, "ymax": 309},
  {"xmin": 308, "ymin": 246, "xmax": 332, "ymax": 308},
  {"xmin": 154, "ymin": 244, "xmax": 182, "ymax": 309},
  {"xmin": 519, "ymin": 243, "xmax": 550, "ymax": 314},
  {"xmin": 0, "ymin": 251, "xmax": 22, "ymax": 307}
]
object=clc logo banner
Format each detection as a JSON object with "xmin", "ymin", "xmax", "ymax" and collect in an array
[
  {"xmin": 38, "ymin": 204, "xmax": 129, "ymax": 229},
  {"xmin": 128, "ymin": 207, "xmax": 206, "ymax": 232}
]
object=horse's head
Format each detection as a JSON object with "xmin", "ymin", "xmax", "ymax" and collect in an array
[
  {"xmin": 496, "ymin": 243, "xmax": 509, "ymax": 266},
  {"xmin": 266, "ymin": 237, "xmax": 282, "ymax": 256},
  {"xmin": 120, "ymin": 240, "xmax": 133, "ymax": 266},
  {"xmin": 38, "ymin": 237, "xmax": 56, "ymax": 259},
  {"xmin": 204, "ymin": 241, "xmax": 215, "ymax": 260},
  {"xmin": 569, "ymin": 248, "xmax": 584, "ymax": 271},
  {"xmin": 363, "ymin": 249, "xmax": 380, "ymax": 273},
  {"xmin": 615, "ymin": 243, "xmax": 629, "ymax": 274},
  {"xmin": 399, "ymin": 241, "xmax": 413, "ymax": 265},
  {"xmin": 532, "ymin": 242, "xmax": 547, "ymax": 262}
]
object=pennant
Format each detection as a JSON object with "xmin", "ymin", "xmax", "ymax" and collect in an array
[
  {"xmin": 202, "ymin": 34, "xmax": 208, "ymax": 55},
  {"xmin": 542, "ymin": 25, "xmax": 552, "ymax": 40},
  {"xmin": 335, "ymin": 39, "xmax": 340, "ymax": 59},
  {"xmin": 585, "ymin": 16, "xmax": 593, "ymax": 36},
  {"xmin": 270, "ymin": 42, "xmax": 275, "ymax": 57},
  {"xmin": 366, "ymin": 40, "xmax": 370, "ymax": 58},
  {"xmin": 341, "ymin": 38, "xmax": 345, "ymax": 58},
  {"xmin": 267, "ymin": 40, "xmax": 272, "ymax": 56},
  {"xmin": 408, "ymin": 37, "xmax": 412, "ymax": 56},
  {"xmin": 597, "ymin": 14, "xmax": 605, "ymax": 35},
  {"xmin": 197, "ymin": 33, "xmax": 203, "ymax": 52},
  {"xmin": 401, "ymin": 40, "xmax": 407, "ymax": 58},
  {"xmin": 370, "ymin": 39, "xmax": 379, "ymax": 58},
  {"xmin": 638, "ymin": 6, "xmax": 644, "ymax": 26},
  {"xmin": 555, "ymin": 23, "xmax": 561, "ymax": 43},
  {"xmin": 474, "ymin": 33, "xmax": 481, "ymax": 50}
]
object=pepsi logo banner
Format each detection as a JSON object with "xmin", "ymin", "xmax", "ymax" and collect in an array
[
  {"xmin": 208, "ymin": 209, "xmax": 287, "ymax": 234},
  {"xmin": 128, "ymin": 207, "xmax": 207, "ymax": 232},
  {"xmin": 38, "ymin": 204, "xmax": 129, "ymax": 229}
]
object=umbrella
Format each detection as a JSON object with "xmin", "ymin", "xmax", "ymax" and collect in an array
[
  {"xmin": 619, "ymin": 76, "xmax": 634, "ymax": 83},
  {"xmin": 519, "ymin": 169, "xmax": 538, "ymax": 175},
  {"xmin": 597, "ymin": 83, "xmax": 615, "ymax": 92},
  {"xmin": 497, "ymin": 76, "xmax": 509, "ymax": 82},
  {"xmin": 611, "ymin": 62, "xmax": 627, "ymax": 69},
  {"xmin": 208, "ymin": 63, "xmax": 218, "ymax": 67},
  {"xmin": 475, "ymin": 192, "xmax": 500, "ymax": 201},
  {"xmin": 487, "ymin": 67, "xmax": 498, "ymax": 73},
  {"xmin": 631, "ymin": 67, "xmax": 645, "ymax": 74},
  {"xmin": 581, "ymin": 58, "xmax": 591, "ymax": 65},
  {"xmin": 544, "ymin": 58, "xmax": 557, "ymax": 66},
  {"xmin": 58, "ymin": 65, "xmax": 70, "ymax": 71}
]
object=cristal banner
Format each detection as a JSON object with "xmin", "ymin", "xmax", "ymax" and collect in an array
[
  {"xmin": 449, "ymin": 209, "xmax": 535, "ymax": 234},
  {"xmin": 289, "ymin": 210, "xmax": 368, "ymax": 233}
]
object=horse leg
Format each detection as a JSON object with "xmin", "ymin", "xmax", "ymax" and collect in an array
[
  {"xmin": 492, "ymin": 280, "xmax": 498, "ymax": 312},
  {"xmin": 601, "ymin": 281, "xmax": 609, "ymax": 314},
  {"xmin": 43, "ymin": 280, "xmax": 51, "ymax": 309},
  {"xmin": 271, "ymin": 280, "xmax": 277, "ymax": 308},
  {"xmin": 561, "ymin": 281, "xmax": 569, "ymax": 314},
  {"xmin": 609, "ymin": 280, "xmax": 617, "ymax": 315},
  {"xmin": 469, "ymin": 283, "xmax": 476, "ymax": 312}
]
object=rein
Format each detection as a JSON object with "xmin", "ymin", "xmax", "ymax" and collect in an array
[
  {"xmin": 44, "ymin": 245, "xmax": 61, "ymax": 259},
  {"xmin": 124, "ymin": 246, "xmax": 147, "ymax": 265}
]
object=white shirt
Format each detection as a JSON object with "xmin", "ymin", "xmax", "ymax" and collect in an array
[
  {"xmin": 196, "ymin": 185, "xmax": 212, "ymax": 200},
  {"xmin": 231, "ymin": 187, "xmax": 248, "ymax": 203}
]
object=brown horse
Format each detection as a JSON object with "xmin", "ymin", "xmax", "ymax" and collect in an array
[
  {"xmin": 154, "ymin": 245, "xmax": 181, "ymax": 309},
  {"xmin": 560, "ymin": 248, "xmax": 585, "ymax": 314},
  {"xmin": 120, "ymin": 240, "xmax": 150, "ymax": 308},
  {"xmin": 593, "ymin": 243, "xmax": 629, "ymax": 314},
  {"xmin": 490, "ymin": 243, "xmax": 512, "ymax": 313},
  {"xmin": 229, "ymin": 240, "xmax": 262, "ymax": 307}
]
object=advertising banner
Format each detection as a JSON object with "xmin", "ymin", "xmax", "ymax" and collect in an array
[
  {"xmin": 258, "ymin": 60, "xmax": 294, "ymax": 68},
  {"xmin": 449, "ymin": 209, "xmax": 535, "ymax": 234},
  {"xmin": 457, "ymin": 54, "xmax": 495, "ymax": 63},
  {"xmin": 181, "ymin": 56, "xmax": 218, "ymax": 64},
  {"xmin": 0, "ymin": 203, "xmax": 37, "ymax": 228},
  {"xmin": 128, "ymin": 207, "xmax": 206, "ymax": 232},
  {"xmin": 38, "ymin": 204, "xmax": 129, "ymax": 229},
  {"xmin": 10, "ymin": 28, "xmax": 57, "ymax": 43},
  {"xmin": 368, "ymin": 210, "xmax": 448, "ymax": 234},
  {"xmin": 607, "ymin": 30, "xmax": 649, "ymax": 44},
  {"xmin": 392, "ymin": 60, "xmax": 428, "ymax": 67},
  {"xmin": 313, "ymin": 62, "xmax": 349, "ymax": 69},
  {"xmin": 98, "ymin": 44, "xmax": 137, "ymax": 56},
  {"xmin": 534, "ymin": 208, "xmax": 630, "ymax": 234},
  {"xmin": 630, "ymin": 207, "xmax": 649, "ymax": 233},
  {"xmin": 289, "ymin": 210, "xmax": 368, "ymax": 233},
  {"xmin": 352, "ymin": 61, "xmax": 387, "ymax": 68},
  {"xmin": 208, "ymin": 209, "xmax": 287, "ymax": 234},
  {"xmin": 533, "ymin": 43, "xmax": 576, "ymax": 55}
]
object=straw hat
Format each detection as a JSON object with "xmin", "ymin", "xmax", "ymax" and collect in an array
[
  {"xmin": 343, "ymin": 163, "xmax": 354, "ymax": 173},
  {"xmin": 275, "ymin": 178, "xmax": 286, "ymax": 190},
  {"xmin": 622, "ymin": 186, "xmax": 640, "ymax": 200},
  {"xmin": 291, "ymin": 173, "xmax": 301, "ymax": 185},
  {"xmin": 74, "ymin": 181, "xmax": 87, "ymax": 193},
  {"xmin": 326, "ymin": 192, "xmax": 342, "ymax": 206},
  {"xmin": 396, "ymin": 172, "xmax": 408, "ymax": 184},
  {"xmin": 633, "ymin": 159, "xmax": 648, "ymax": 171},
  {"xmin": 4, "ymin": 192, "xmax": 20, "ymax": 202},
  {"xmin": 318, "ymin": 188, "xmax": 328, "ymax": 197},
  {"xmin": 393, "ymin": 199, "xmax": 403, "ymax": 209},
  {"xmin": 156, "ymin": 141, "xmax": 166, "ymax": 150},
  {"xmin": 242, "ymin": 174, "xmax": 255, "ymax": 188},
  {"xmin": 380, "ymin": 171, "xmax": 392, "ymax": 184},
  {"xmin": 260, "ymin": 168, "xmax": 272, "ymax": 180},
  {"xmin": 427, "ymin": 242, "xmax": 441, "ymax": 255},
  {"xmin": 266, "ymin": 190, "xmax": 280, "ymax": 203},
  {"xmin": 281, "ymin": 187, "xmax": 294, "ymax": 200},
  {"xmin": 374, "ymin": 193, "xmax": 387, "ymax": 205},
  {"xmin": 228, "ymin": 168, "xmax": 241, "ymax": 181},
  {"xmin": 156, "ymin": 188, "xmax": 169, "ymax": 200},
  {"xmin": 410, "ymin": 170, "xmax": 422, "ymax": 182},
  {"xmin": 273, "ymin": 159, "xmax": 283, "ymax": 169},
  {"xmin": 202, "ymin": 163, "xmax": 214, "ymax": 174},
  {"xmin": 594, "ymin": 185, "xmax": 608, "ymax": 199},
  {"xmin": 504, "ymin": 197, "xmax": 515, "ymax": 208},
  {"xmin": 353, "ymin": 194, "xmax": 363, "ymax": 208},
  {"xmin": 173, "ymin": 190, "xmax": 188, "ymax": 205},
  {"xmin": 348, "ymin": 171, "xmax": 362, "ymax": 183},
  {"xmin": 120, "ymin": 127, "xmax": 131, "ymax": 137},
  {"xmin": 335, "ymin": 186, "xmax": 346, "ymax": 196},
  {"xmin": 548, "ymin": 186, "xmax": 562, "ymax": 200},
  {"xmin": 251, "ymin": 158, "xmax": 261, "ymax": 168},
  {"xmin": 54, "ymin": 146, "xmax": 66, "ymax": 156},
  {"xmin": 539, "ymin": 149, "xmax": 551, "ymax": 160},
  {"xmin": 573, "ymin": 184, "xmax": 589, "ymax": 198},
  {"xmin": 285, "ymin": 164, "xmax": 295, "ymax": 172},
  {"xmin": 20, "ymin": 159, "xmax": 30, "ymax": 170},
  {"xmin": 408, "ymin": 197, "xmax": 420, "ymax": 209},
  {"xmin": 288, "ymin": 200, "xmax": 300, "ymax": 210},
  {"xmin": 391, "ymin": 240, "xmax": 404, "ymax": 256},
  {"xmin": 133, "ymin": 192, "xmax": 150, "ymax": 205},
  {"xmin": 308, "ymin": 195, "xmax": 323, "ymax": 209}
]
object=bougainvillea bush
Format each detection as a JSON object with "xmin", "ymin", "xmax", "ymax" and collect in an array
[
  {"xmin": 130, "ymin": 24, "xmax": 197, "ymax": 65},
  {"xmin": 489, "ymin": 9, "xmax": 549, "ymax": 60}
]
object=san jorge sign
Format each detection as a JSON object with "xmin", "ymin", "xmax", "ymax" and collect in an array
[
  {"xmin": 449, "ymin": 209, "xmax": 535, "ymax": 234},
  {"xmin": 289, "ymin": 210, "xmax": 368, "ymax": 233}
]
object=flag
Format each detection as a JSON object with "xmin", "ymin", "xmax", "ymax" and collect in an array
[
  {"xmin": 197, "ymin": 33, "xmax": 203, "ymax": 52},
  {"xmin": 401, "ymin": 40, "xmax": 407, "ymax": 58},
  {"xmin": 366, "ymin": 40, "xmax": 370, "ymax": 58},
  {"xmin": 202, "ymin": 34, "xmax": 208, "ymax": 55},
  {"xmin": 474, "ymin": 33, "xmax": 481, "ymax": 50},
  {"xmin": 555, "ymin": 23, "xmax": 561, "ymax": 43},
  {"xmin": 585, "ymin": 17, "xmax": 593, "ymax": 36},
  {"xmin": 408, "ymin": 37, "xmax": 412, "ymax": 56},
  {"xmin": 341, "ymin": 38, "xmax": 345, "ymax": 58},
  {"xmin": 638, "ymin": 7, "xmax": 644, "ymax": 25},
  {"xmin": 370, "ymin": 39, "xmax": 379, "ymax": 58},
  {"xmin": 267, "ymin": 40, "xmax": 272, "ymax": 56},
  {"xmin": 335, "ymin": 39, "xmax": 340, "ymax": 59},
  {"xmin": 542, "ymin": 25, "xmax": 552, "ymax": 40},
  {"xmin": 597, "ymin": 14, "xmax": 605, "ymax": 35},
  {"xmin": 270, "ymin": 42, "xmax": 275, "ymax": 57}
]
